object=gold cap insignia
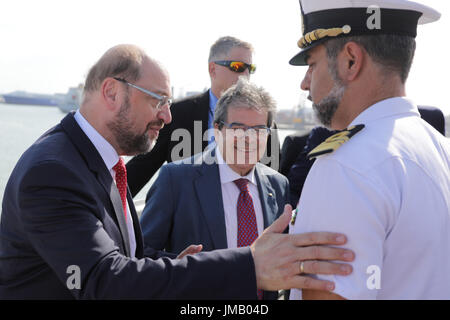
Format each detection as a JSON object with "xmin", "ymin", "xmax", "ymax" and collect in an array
[{"xmin": 298, "ymin": 25, "xmax": 352, "ymax": 49}]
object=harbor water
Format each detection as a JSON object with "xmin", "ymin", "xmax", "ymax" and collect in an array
[{"xmin": 0, "ymin": 104, "xmax": 66, "ymax": 205}]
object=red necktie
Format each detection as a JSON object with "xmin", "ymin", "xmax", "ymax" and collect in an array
[
  {"xmin": 234, "ymin": 178, "xmax": 263, "ymax": 300},
  {"xmin": 113, "ymin": 157, "xmax": 127, "ymax": 221}
]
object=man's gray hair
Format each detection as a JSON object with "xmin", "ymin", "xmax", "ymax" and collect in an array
[
  {"xmin": 208, "ymin": 36, "xmax": 254, "ymax": 63},
  {"xmin": 214, "ymin": 77, "xmax": 276, "ymax": 127},
  {"xmin": 324, "ymin": 34, "xmax": 416, "ymax": 84}
]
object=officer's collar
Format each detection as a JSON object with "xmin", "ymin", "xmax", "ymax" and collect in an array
[{"xmin": 349, "ymin": 97, "xmax": 419, "ymax": 127}]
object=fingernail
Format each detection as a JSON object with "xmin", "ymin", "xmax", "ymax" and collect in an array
[
  {"xmin": 327, "ymin": 283, "xmax": 335, "ymax": 291},
  {"xmin": 341, "ymin": 265, "xmax": 351, "ymax": 274},
  {"xmin": 343, "ymin": 252, "xmax": 353, "ymax": 260},
  {"xmin": 336, "ymin": 235, "xmax": 346, "ymax": 243}
]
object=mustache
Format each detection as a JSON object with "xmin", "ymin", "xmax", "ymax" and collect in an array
[{"xmin": 146, "ymin": 120, "xmax": 164, "ymax": 131}]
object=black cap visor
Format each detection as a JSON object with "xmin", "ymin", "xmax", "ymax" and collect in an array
[{"xmin": 289, "ymin": 39, "xmax": 325, "ymax": 66}]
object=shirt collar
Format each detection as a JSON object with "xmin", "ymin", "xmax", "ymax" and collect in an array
[
  {"xmin": 215, "ymin": 145, "xmax": 256, "ymax": 186},
  {"xmin": 349, "ymin": 97, "xmax": 420, "ymax": 127},
  {"xmin": 74, "ymin": 110, "xmax": 119, "ymax": 172},
  {"xmin": 209, "ymin": 89, "xmax": 219, "ymax": 111}
]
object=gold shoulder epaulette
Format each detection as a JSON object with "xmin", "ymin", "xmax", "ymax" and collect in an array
[{"xmin": 307, "ymin": 124, "xmax": 365, "ymax": 160}]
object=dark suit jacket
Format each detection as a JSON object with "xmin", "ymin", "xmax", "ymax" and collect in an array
[
  {"xmin": 140, "ymin": 148, "xmax": 289, "ymax": 300},
  {"xmin": 0, "ymin": 112, "xmax": 257, "ymax": 299},
  {"xmin": 126, "ymin": 90, "xmax": 280, "ymax": 197},
  {"xmin": 418, "ymin": 105, "xmax": 445, "ymax": 136},
  {"xmin": 280, "ymin": 133, "xmax": 309, "ymax": 177}
]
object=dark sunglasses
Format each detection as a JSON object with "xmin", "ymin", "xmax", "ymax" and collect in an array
[{"xmin": 214, "ymin": 60, "xmax": 256, "ymax": 74}]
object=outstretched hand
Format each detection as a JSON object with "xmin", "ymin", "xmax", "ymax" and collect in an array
[{"xmin": 250, "ymin": 204, "xmax": 354, "ymax": 291}]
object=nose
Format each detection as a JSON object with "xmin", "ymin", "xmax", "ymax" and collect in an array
[
  {"xmin": 158, "ymin": 105, "xmax": 172, "ymax": 124},
  {"xmin": 301, "ymin": 68, "xmax": 311, "ymax": 91}
]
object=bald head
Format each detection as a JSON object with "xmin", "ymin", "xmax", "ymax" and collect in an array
[{"xmin": 84, "ymin": 44, "xmax": 160, "ymax": 94}]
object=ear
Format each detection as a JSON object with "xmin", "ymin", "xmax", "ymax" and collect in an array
[
  {"xmin": 208, "ymin": 61, "xmax": 216, "ymax": 79},
  {"xmin": 213, "ymin": 122, "xmax": 224, "ymax": 139},
  {"xmin": 101, "ymin": 77, "xmax": 121, "ymax": 111},
  {"xmin": 340, "ymin": 42, "xmax": 365, "ymax": 82}
]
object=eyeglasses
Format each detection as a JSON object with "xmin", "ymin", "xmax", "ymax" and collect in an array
[
  {"xmin": 214, "ymin": 61, "xmax": 256, "ymax": 74},
  {"xmin": 219, "ymin": 121, "xmax": 271, "ymax": 138},
  {"xmin": 113, "ymin": 77, "xmax": 172, "ymax": 110}
]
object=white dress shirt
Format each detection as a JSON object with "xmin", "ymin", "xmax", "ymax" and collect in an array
[
  {"xmin": 290, "ymin": 97, "xmax": 450, "ymax": 299},
  {"xmin": 216, "ymin": 146, "xmax": 265, "ymax": 249},
  {"xmin": 74, "ymin": 111, "xmax": 136, "ymax": 258}
]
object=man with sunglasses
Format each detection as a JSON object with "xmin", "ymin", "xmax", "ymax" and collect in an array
[
  {"xmin": 126, "ymin": 36, "xmax": 280, "ymax": 198},
  {"xmin": 0, "ymin": 44, "xmax": 355, "ymax": 299}
]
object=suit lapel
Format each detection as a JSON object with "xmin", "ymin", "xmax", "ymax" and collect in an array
[
  {"xmin": 60, "ymin": 112, "xmax": 132, "ymax": 257},
  {"xmin": 192, "ymin": 90, "xmax": 211, "ymax": 152},
  {"xmin": 196, "ymin": 90, "xmax": 211, "ymax": 125},
  {"xmin": 193, "ymin": 150, "xmax": 228, "ymax": 249},
  {"xmin": 127, "ymin": 188, "xmax": 144, "ymax": 258},
  {"xmin": 254, "ymin": 164, "xmax": 278, "ymax": 228}
]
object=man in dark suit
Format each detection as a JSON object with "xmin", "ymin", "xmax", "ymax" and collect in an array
[
  {"xmin": 126, "ymin": 36, "xmax": 280, "ymax": 197},
  {"xmin": 140, "ymin": 79, "xmax": 288, "ymax": 299},
  {"xmin": 0, "ymin": 44, "xmax": 355, "ymax": 299}
]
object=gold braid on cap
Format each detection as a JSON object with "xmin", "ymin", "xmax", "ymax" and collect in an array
[{"xmin": 298, "ymin": 25, "xmax": 352, "ymax": 48}]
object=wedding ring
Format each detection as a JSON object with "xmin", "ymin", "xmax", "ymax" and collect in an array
[{"xmin": 299, "ymin": 261, "xmax": 305, "ymax": 274}]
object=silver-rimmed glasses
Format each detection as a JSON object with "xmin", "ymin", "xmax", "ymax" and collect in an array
[
  {"xmin": 219, "ymin": 120, "xmax": 271, "ymax": 138},
  {"xmin": 113, "ymin": 77, "xmax": 172, "ymax": 110}
]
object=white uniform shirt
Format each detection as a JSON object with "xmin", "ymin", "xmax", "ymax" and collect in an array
[
  {"xmin": 74, "ymin": 111, "xmax": 136, "ymax": 258},
  {"xmin": 290, "ymin": 97, "xmax": 450, "ymax": 300},
  {"xmin": 216, "ymin": 146, "xmax": 265, "ymax": 248}
]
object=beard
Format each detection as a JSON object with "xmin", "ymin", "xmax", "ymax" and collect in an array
[
  {"xmin": 106, "ymin": 94, "xmax": 162, "ymax": 155},
  {"xmin": 312, "ymin": 79, "xmax": 346, "ymax": 128}
]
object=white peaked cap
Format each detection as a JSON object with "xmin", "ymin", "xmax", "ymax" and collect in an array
[
  {"xmin": 300, "ymin": 0, "xmax": 440, "ymax": 24},
  {"xmin": 290, "ymin": 0, "xmax": 441, "ymax": 65}
]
